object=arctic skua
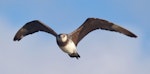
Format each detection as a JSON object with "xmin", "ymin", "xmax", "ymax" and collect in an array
[{"xmin": 14, "ymin": 18, "xmax": 137, "ymax": 59}]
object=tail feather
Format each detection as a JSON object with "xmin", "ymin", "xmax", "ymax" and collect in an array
[{"xmin": 69, "ymin": 53, "xmax": 80, "ymax": 59}]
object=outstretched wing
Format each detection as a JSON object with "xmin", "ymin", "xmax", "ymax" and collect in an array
[
  {"xmin": 69, "ymin": 18, "xmax": 137, "ymax": 46},
  {"xmin": 14, "ymin": 20, "xmax": 58, "ymax": 41}
]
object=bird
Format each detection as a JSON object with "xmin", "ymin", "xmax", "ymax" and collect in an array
[{"xmin": 13, "ymin": 18, "xmax": 137, "ymax": 59}]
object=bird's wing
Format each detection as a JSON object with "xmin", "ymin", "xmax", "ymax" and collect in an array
[
  {"xmin": 14, "ymin": 20, "xmax": 58, "ymax": 41},
  {"xmin": 69, "ymin": 18, "xmax": 137, "ymax": 46}
]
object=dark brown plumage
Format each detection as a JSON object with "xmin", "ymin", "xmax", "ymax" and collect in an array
[
  {"xmin": 13, "ymin": 18, "xmax": 137, "ymax": 59},
  {"xmin": 69, "ymin": 18, "xmax": 137, "ymax": 45},
  {"xmin": 14, "ymin": 20, "xmax": 57, "ymax": 41},
  {"xmin": 14, "ymin": 18, "xmax": 137, "ymax": 43}
]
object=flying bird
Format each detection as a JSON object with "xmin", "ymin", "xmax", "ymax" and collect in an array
[{"xmin": 14, "ymin": 18, "xmax": 137, "ymax": 59}]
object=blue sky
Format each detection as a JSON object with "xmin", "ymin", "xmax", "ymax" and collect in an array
[{"xmin": 0, "ymin": 0, "xmax": 150, "ymax": 74}]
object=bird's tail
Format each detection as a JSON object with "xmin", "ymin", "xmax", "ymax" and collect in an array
[{"xmin": 69, "ymin": 52, "xmax": 80, "ymax": 59}]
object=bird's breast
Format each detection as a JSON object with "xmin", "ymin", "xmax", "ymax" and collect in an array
[{"xmin": 59, "ymin": 40, "xmax": 77, "ymax": 54}]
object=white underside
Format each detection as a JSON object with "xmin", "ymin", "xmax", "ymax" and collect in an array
[{"xmin": 59, "ymin": 40, "xmax": 77, "ymax": 54}]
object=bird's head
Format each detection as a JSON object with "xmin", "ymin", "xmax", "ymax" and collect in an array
[{"xmin": 57, "ymin": 34, "xmax": 68, "ymax": 42}]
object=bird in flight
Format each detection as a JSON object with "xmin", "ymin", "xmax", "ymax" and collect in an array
[{"xmin": 14, "ymin": 18, "xmax": 137, "ymax": 59}]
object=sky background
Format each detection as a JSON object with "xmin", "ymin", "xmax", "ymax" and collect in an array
[{"xmin": 0, "ymin": 0, "xmax": 150, "ymax": 74}]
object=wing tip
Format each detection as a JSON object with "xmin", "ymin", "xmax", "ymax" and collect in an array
[
  {"xmin": 13, "ymin": 34, "xmax": 23, "ymax": 41},
  {"xmin": 128, "ymin": 33, "xmax": 137, "ymax": 38},
  {"xmin": 13, "ymin": 36, "xmax": 21, "ymax": 41},
  {"xmin": 131, "ymin": 34, "xmax": 138, "ymax": 38}
]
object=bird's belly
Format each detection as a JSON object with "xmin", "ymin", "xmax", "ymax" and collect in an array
[{"xmin": 59, "ymin": 41, "xmax": 77, "ymax": 54}]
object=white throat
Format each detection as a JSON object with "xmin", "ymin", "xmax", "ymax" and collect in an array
[
  {"xmin": 61, "ymin": 35, "xmax": 67, "ymax": 42},
  {"xmin": 58, "ymin": 34, "xmax": 68, "ymax": 42},
  {"xmin": 57, "ymin": 34, "xmax": 77, "ymax": 54}
]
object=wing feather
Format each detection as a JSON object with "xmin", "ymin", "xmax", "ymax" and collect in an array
[
  {"xmin": 69, "ymin": 18, "xmax": 137, "ymax": 45},
  {"xmin": 14, "ymin": 20, "xmax": 58, "ymax": 41}
]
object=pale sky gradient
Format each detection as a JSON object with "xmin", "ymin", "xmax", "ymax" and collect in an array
[{"xmin": 0, "ymin": 0, "xmax": 150, "ymax": 74}]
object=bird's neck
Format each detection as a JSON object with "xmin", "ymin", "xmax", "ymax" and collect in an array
[{"xmin": 56, "ymin": 38, "xmax": 69, "ymax": 47}]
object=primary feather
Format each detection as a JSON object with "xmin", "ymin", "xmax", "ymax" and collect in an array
[
  {"xmin": 13, "ymin": 20, "xmax": 57, "ymax": 41},
  {"xmin": 69, "ymin": 18, "xmax": 137, "ymax": 45}
]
